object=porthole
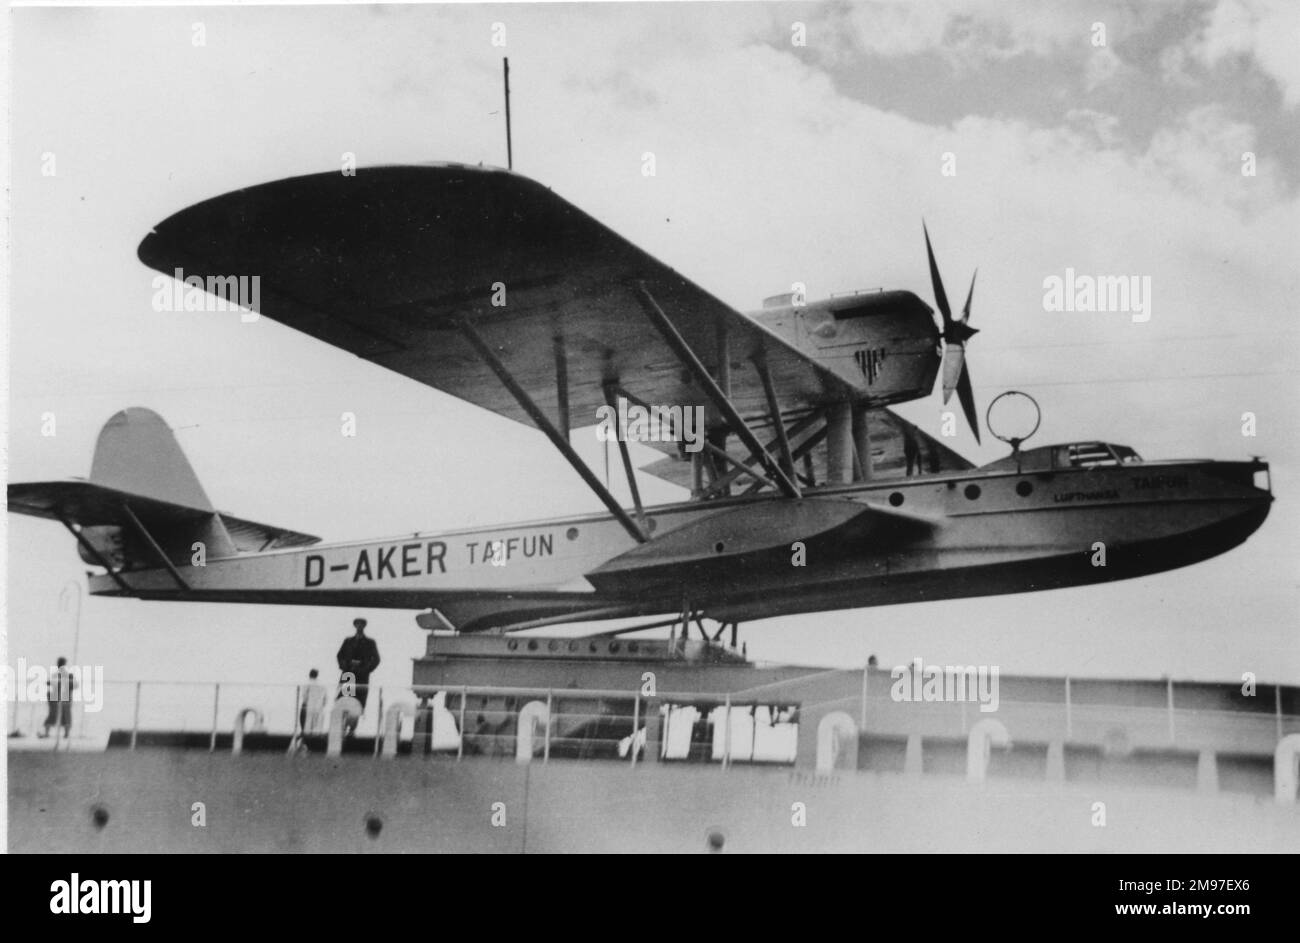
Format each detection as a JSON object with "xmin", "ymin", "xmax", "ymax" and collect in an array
[
  {"xmin": 964, "ymin": 484, "xmax": 981, "ymax": 500},
  {"xmin": 628, "ymin": 641, "xmax": 639, "ymax": 653},
  {"xmin": 1016, "ymin": 481, "xmax": 1033, "ymax": 497},
  {"xmin": 706, "ymin": 828, "xmax": 726, "ymax": 853},
  {"xmin": 507, "ymin": 639, "xmax": 518, "ymax": 651},
  {"xmin": 566, "ymin": 527, "xmax": 579, "ymax": 541},
  {"xmin": 714, "ymin": 541, "xmax": 726, "ymax": 554},
  {"xmin": 889, "ymin": 492, "xmax": 904, "ymax": 507},
  {"xmin": 547, "ymin": 640, "xmax": 559, "ymax": 652},
  {"xmin": 527, "ymin": 639, "xmax": 539, "ymax": 651},
  {"xmin": 610, "ymin": 642, "xmax": 621, "ymax": 654},
  {"xmin": 568, "ymin": 641, "xmax": 578, "ymax": 652}
]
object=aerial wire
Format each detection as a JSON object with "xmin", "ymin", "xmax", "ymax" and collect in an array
[{"xmin": 503, "ymin": 57, "xmax": 512, "ymax": 170}]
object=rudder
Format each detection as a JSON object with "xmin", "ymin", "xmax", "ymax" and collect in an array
[{"xmin": 90, "ymin": 408, "xmax": 214, "ymax": 510}]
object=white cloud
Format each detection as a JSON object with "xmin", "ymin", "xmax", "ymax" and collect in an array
[
  {"xmin": 838, "ymin": 0, "xmax": 1143, "ymax": 65},
  {"xmin": 1158, "ymin": 43, "xmax": 1199, "ymax": 90},
  {"xmin": 1189, "ymin": 0, "xmax": 1300, "ymax": 105},
  {"xmin": 1084, "ymin": 45, "xmax": 1123, "ymax": 91},
  {"xmin": 1140, "ymin": 104, "xmax": 1268, "ymax": 209},
  {"xmin": 1065, "ymin": 108, "xmax": 1122, "ymax": 146}
]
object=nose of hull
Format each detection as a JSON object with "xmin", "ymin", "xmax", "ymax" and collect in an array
[{"xmin": 1129, "ymin": 494, "xmax": 1271, "ymax": 577}]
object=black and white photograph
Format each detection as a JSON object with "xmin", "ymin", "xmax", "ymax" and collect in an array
[{"xmin": 3, "ymin": 0, "xmax": 1298, "ymax": 875}]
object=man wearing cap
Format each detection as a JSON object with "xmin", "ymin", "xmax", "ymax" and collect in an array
[{"xmin": 336, "ymin": 618, "xmax": 381, "ymax": 711}]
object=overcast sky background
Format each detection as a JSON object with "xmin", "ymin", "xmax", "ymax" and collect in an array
[{"xmin": 5, "ymin": 1, "xmax": 1298, "ymax": 710}]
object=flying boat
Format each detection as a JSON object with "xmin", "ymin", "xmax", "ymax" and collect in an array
[{"xmin": 8, "ymin": 164, "xmax": 1273, "ymax": 637}]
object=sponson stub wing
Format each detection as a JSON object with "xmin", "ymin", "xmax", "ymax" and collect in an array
[
  {"xmin": 586, "ymin": 496, "xmax": 938, "ymax": 597},
  {"xmin": 136, "ymin": 164, "xmax": 939, "ymax": 440}
]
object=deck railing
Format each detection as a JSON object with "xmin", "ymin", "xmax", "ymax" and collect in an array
[{"xmin": 7, "ymin": 676, "xmax": 1298, "ymax": 769}]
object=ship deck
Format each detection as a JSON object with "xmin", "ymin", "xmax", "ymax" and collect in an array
[{"xmin": 8, "ymin": 635, "xmax": 1299, "ymax": 852}]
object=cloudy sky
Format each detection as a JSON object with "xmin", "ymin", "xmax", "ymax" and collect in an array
[{"xmin": 6, "ymin": 1, "xmax": 1298, "ymax": 719}]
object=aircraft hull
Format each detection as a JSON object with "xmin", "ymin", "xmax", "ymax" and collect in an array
[
  {"xmin": 87, "ymin": 459, "xmax": 1270, "ymax": 631},
  {"xmin": 713, "ymin": 498, "xmax": 1270, "ymax": 623}
]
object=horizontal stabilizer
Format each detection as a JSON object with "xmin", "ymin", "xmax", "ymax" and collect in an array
[
  {"xmin": 8, "ymin": 480, "xmax": 319, "ymax": 568},
  {"xmin": 218, "ymin": 513, "xmax": 322, "ymax": 553},
  {"xmin": 8, "ymin": 479, "xmax": 211, "ymax": 528}
]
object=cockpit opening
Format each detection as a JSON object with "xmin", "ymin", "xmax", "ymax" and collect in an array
[{"xmin": 981, "ymin": 441, "xmax": 1143, "ymax": 472}]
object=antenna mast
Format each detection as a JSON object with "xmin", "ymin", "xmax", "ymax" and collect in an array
[{"xmin": 503, "ymin": 57, "xmax": 513, "ymax": 170}]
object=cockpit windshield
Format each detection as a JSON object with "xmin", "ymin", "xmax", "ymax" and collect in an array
[{"xmin": 978, "ymin": 441, "xmax": 1144, "ymax": 472}]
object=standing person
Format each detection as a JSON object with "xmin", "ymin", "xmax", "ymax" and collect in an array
[
  {"xmin": 41, "ymin": 657, "xmax": 75, "ymax": 739},
  {"xmin": 336, "ymin": 618, "xmax": 381, "ymax": 711},
  {"xmin": 903, "ymin": 425, "xmax": 920, "ymax": 477},
  {"xmin": 298, "ymin": 668, "xmax": 328, "ymax": 734}
]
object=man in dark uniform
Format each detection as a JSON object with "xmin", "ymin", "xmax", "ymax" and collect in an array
[
  {"xmin": 337, "ymin": 618, "xmax": 381, "ymax": 711},
  {"xmin": 903, "ymin": 425, "xmax": 921, "ymax": 477}
]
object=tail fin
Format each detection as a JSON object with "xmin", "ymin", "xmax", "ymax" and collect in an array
[
  {"xmin": 78, "ymin": 408, "xmax": 235, "ymax": 567},
  {"xmin": 8, "ymin": 408, "xmax": 319, "ymax": 573},
  {"xmin": 91, "ymin": 408, "xmax": 215, "ymax": 510}
]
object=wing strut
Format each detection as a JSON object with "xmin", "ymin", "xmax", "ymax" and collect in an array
[
  {"xmin": 699, "ymin": 441, "xmax": 773, "ymax": 487},
  {"xmin": 704, "ymin": 408, "xmax": 826, "ymax": 500},
  {"xmin": 120, "ymin": 503, "xmax": 191, "ymax": 591},
  {"xmin": 457, "ymin": 317, "xmax": 649, "ymax": 544},
  {"xmin": 635, "ymin": 283, "xmax": 801, "ymax": 500},
  {"xmin": 603, "ymin": 383, "xmax": 647, "ymax": 526},
  {"xmin": 553, "ymin": 335, "xmax": 570, "ymax": 440},
  {"xmin": 741, "ymin": 422, "xmax": 829, "ymax": 495},
  {"xmin": 753, "ymin": 349, "xmax": 796, "ymax": 478}
]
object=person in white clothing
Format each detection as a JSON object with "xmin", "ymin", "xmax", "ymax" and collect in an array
[{"xmin": 299, "ymin": 668, "xmax": 329, "ymax": 734}]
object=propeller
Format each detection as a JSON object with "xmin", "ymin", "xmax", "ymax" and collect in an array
[{"xmin": 923, "ymin": 222, "xmax": 981, "ymax": 444}]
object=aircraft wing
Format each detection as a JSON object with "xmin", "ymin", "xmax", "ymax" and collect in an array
[{"xmin": 137, "ymin": 164, "xmax": 868, "ymax": 440}]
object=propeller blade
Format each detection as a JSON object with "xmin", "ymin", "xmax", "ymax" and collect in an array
[
  {"xmin": 955, "ymin": 361, "xmax": 981, "ymax": 445},
  {"xmin": 923, "ymin": 222, "xmax": 952, "ymax": 329},
  {"xmin": 927, "ymin": 225, "xmax": 980, "ymax": 443},
  {"xmin": 961, "ymin": 269, "xmax": 977, "ymax": 325},
  {"xmin": 941, "ymin": 342, "xmax": 965, "ymax": 404}
]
